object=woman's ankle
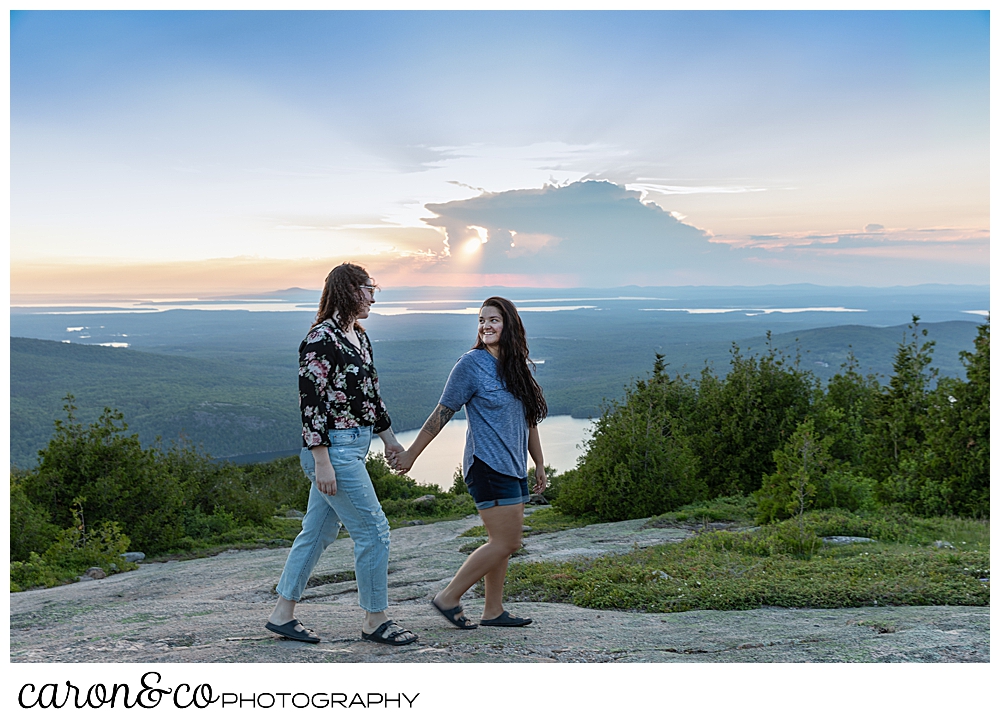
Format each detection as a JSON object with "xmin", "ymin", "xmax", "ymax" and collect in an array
[{"xmin": 433, "ymin": 590, "xmax": 462, "ymax": 609}]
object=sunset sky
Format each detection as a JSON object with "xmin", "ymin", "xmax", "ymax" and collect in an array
[{"xmin": 10, "ymin": 10, "xmax": 990, "ymax": 301}]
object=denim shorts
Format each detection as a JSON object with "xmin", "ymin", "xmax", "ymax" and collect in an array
[{"xmin": 465, "ymin": 456, "xmax": 530, "ymax": 510}]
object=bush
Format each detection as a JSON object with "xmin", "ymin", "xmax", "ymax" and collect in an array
[
  {"xmin": 21, "ymin": 401, "xmax": 193, "ymax": 554},
  {"xmin": 380, "ymin": 493, "xmax": 476, "ymax": 520},
  {"xmin": 366, "ymin": 453, "xmax": 433, "ymax": 499},
  {"xmin": 225, "ymin": 455, "xmax": 310, "ymax": 515},
  {"xmin": 167, "ymin": 447, "xmax": 309, "ymax": 527},
  {"xmin": 11, "ymin": 500, "xmax": 137, "ymax": 592},
  {"xmin": 689, "ymin": 338, "xmax": 816, "ymax": 497},
  {"xmin": 814, "ymin": 470, "xmax": 877, "ymax": 513},
  {"xmin": 646, "ymin": 494, "xmax": 757, "ymax": 526},
  {"xmin": 17, "ymin": 401, "xmax": 315, "ymax": 561},
  {"xmin": 555, "ymin": 358, "xmax": 705, "ymax": 521},
  {"xmin": 882, "ymin": 324, "xmax": 989, "ymax": 517},
  {"xmin": 554, "ymin": 405, "xmax": 707, "ymax": 521},
  {"xmin": 10, "ymin": 553, "xmax": 60, "ymax": 592},
  {"xmin": 755, "ymin": 418, "xmax": 834, "ymax": 523},
  {"xmin": 550, "ymin": 469, "xmax": 595, "ymax": 517},
  {"xmin": 10, "ymin": 476, "xmax": 59, "ymax": 563},
  {"xmin": 449, "ymin": 466, "xmax": 467, "ymax": 496}
]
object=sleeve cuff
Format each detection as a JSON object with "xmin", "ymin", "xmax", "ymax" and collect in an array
[{"xmin": 373, "ymin": 413, "xmax": 392, "ymax": 435}]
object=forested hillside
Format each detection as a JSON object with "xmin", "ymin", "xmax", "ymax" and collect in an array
[
  {"xmin": 10, "ymin": 338, "xmax": 300, "ymax": 468},
  {"xmin": 10, "ymin": 319, "xmax": 982, "ymax": 469}
]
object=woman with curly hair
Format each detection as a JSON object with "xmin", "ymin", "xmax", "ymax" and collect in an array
[
  {"xmin": 393, "ymin": 296, "xmax": 547, "ymax": 629},
  {"xmin": 266, "ymin": 262, "xmax": 417, "ymax": 646}
]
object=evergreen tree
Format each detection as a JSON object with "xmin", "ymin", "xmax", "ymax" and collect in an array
[{"xmin": 866, "ymin": 316, "xmax": 937, "ymax": 497}]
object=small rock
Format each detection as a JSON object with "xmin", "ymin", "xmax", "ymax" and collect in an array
[
  {"xmin": 83, "ymin": 567, "xmax": 106, "ymax": 580},
  {"xmin": 933, "ymin": 540, "xmax": 955, "ymax": 549},
  {"xmin": 528, "ymin": 494, "xmax": 548, "ymax": 505},
  {"xmin": 823, "ymin": 536, "xmax": 874, "ymax": 545},
  {"xmin": 121, "ymin": 552, "xmax": 145, "ymax": 563},
  {"xmin": 412, "ymin": 494, "xmax": 437, "ymax": 506},
  {"xmin": 407, "ymin": 520, "xmax": 425, "ymax": 526},
  {"xmin": 522, "ymin": 526, "xmax": 533, "ymax": 532},
  {"xmin": 284, "ymin": 509, "xmax": 305, "ymax": 520},
  {"xmin": 652, "ymin": 570, "xmax": 671, "ymax": 580}
]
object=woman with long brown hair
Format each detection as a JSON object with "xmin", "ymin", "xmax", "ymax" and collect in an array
[
  {"xmin": 265, "ymin": 262, "xmax": 418, "ymax": 646},
  {"xmin": 393, "ymin": 296, "xmax": 547, "ymax": 628}
]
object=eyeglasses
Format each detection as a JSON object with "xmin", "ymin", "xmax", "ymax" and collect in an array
[{"xmin": 360, "ymin": 284, "xmax": 377, "ymax": 296}]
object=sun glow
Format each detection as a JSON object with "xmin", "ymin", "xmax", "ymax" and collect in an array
[{"xmin": 462, "ymin": 225, "xmax": 489, "ymax": 254}]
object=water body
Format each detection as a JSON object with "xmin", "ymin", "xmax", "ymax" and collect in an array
[
  {"xmin": 386, "ymin": 415, "xmax": 594, "ymax": 488},
  {"xmin": 219, "ymin": 415, "xmax": 594, "ymax": 485}
]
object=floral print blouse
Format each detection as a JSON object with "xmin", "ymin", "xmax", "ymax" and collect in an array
[{"xmin": 299, "ymin": 319, "xmax": 391, "ymax": 447}]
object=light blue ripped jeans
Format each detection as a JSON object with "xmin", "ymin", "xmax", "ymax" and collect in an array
[{"xmin": 275, "ymin": 427, "xmax": 391, "ymax": 612}]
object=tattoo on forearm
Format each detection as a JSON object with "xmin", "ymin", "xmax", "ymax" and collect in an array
[{"xmin": 421, "ymin": 404, "xmax": 455, "ymax": 437}]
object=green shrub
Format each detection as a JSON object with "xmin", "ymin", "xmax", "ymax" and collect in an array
[
  {"xmin": 21, "ymin": 401, "xmax": 192, "ymax": 554},
  {"xmin": 550, "ymin": 469, "xmax": 596, "ymax": 517},
  {"xmin": 10, "ymin": 552, "xmax": 60, "ymax": 592},
  {"xmin": 380, "ymin": 493, "xmax": 476, "ymax": 520},
  {"xmin": 42, "ymin": 502, "xmax": 134, "ymax": 575},
  {"xmin": 814, "ymin": 469, "xmax": 877, "ymax": 513},
  {"xmin": 689, "ymin": 339, "xmax": 817, "ymax": 498},
  {"xmin": 555, "ymin": 366, "xmax": 704, "ymax": 521},
  {"xmin": 11, "ymin": 500, "xmax": 137, "ymax": 592},
  {"xmin": 181, "ymin": 507, "xmax": 241, "ymax": 540},
  {"xmin": 166, "ymin": 446, "xmax": 292, "ymax": 527},
  {"xmin": 755, "ymin": 418, "xmax": 833, "ymax": 523},
  {"xmin": 225, "ymin": 455, "xmax": 309, "ymax": 515},
  {"xmin": 366, "ymin": 453, "xmax": 433, "ymax": 499},
  {"xmin": 449, "ymin": 466, "xmax": 467, "ymax": 496},
  {"xmin": 691, "ymin": 521, "xmax": 821, "ymax": 559},
  {"xmin": 646, "ymin": 494, "xmax": 757, "ymax": 526},
  {"xmin": 10, "ymin": 477, "xmax": 59, "ymax": 563}
]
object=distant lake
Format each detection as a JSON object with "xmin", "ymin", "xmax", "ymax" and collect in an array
[
  {"xmin": 217, "ymin": 414, "xmax": 595, "ymax": 484},
  {"xmin": 383, "ymin": 415, "xmax": 594, "ymax": 488}
]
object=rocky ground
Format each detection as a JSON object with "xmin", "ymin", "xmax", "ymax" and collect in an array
[{"xmin": 10, "ymin": 511, "xmax": 989, "ymax": 663}]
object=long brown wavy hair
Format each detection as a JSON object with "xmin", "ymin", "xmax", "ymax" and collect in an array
[
  {"xmin": 474, "ymin": 296, "xmax": 547, "ymax": 426},
  {"xmin": 314, "ymin": 263, "xmax": 374, "ymax": 332}
]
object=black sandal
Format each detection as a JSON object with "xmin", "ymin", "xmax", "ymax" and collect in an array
[
  {"xmin": 431, "ymin": 598, "xmax": 478, "ymax": 629},
  {"xmin": 265, "ymin": 619, "xmax": 321, "ymax": 643},
  {"xmin": 361, "ymin": 620, "xmax": 418, "ymax": 646},
  {"xmin": 480, "ymin": 610, "xmax": 533, "ymax": 627}
]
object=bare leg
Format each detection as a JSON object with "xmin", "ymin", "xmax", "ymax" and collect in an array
[
  {"xmin": 482, "ymin": 554, "xmax": 511, "ymax": 620},
  {"xmin": 434, "ymin": 504, "xmax": 523, "ymax": 614}
]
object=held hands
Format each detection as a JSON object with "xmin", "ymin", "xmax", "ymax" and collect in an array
[
  {"xmin": 383, "ymin": 440, "xmax": 403, "ymax": 470},
  {"xmin": 391, "ymin": 448, "xmax": 416, "ymax": 474},
  {"xmin": 532, "ymin": 466, "xmax": 548, "ymax": 495}
]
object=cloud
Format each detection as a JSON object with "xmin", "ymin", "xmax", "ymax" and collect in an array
[{"xmin": 420, "ymin": 180, "xmax": 744, "ymax": 285}]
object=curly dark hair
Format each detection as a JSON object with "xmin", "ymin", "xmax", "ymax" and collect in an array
[
  {"xmin": 314, "ymin": 263, "xmax": 375, "ymax": 331},
  {"xmin": 473, "ymin": 296, "xmax": 548, "ymax": 426}
]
